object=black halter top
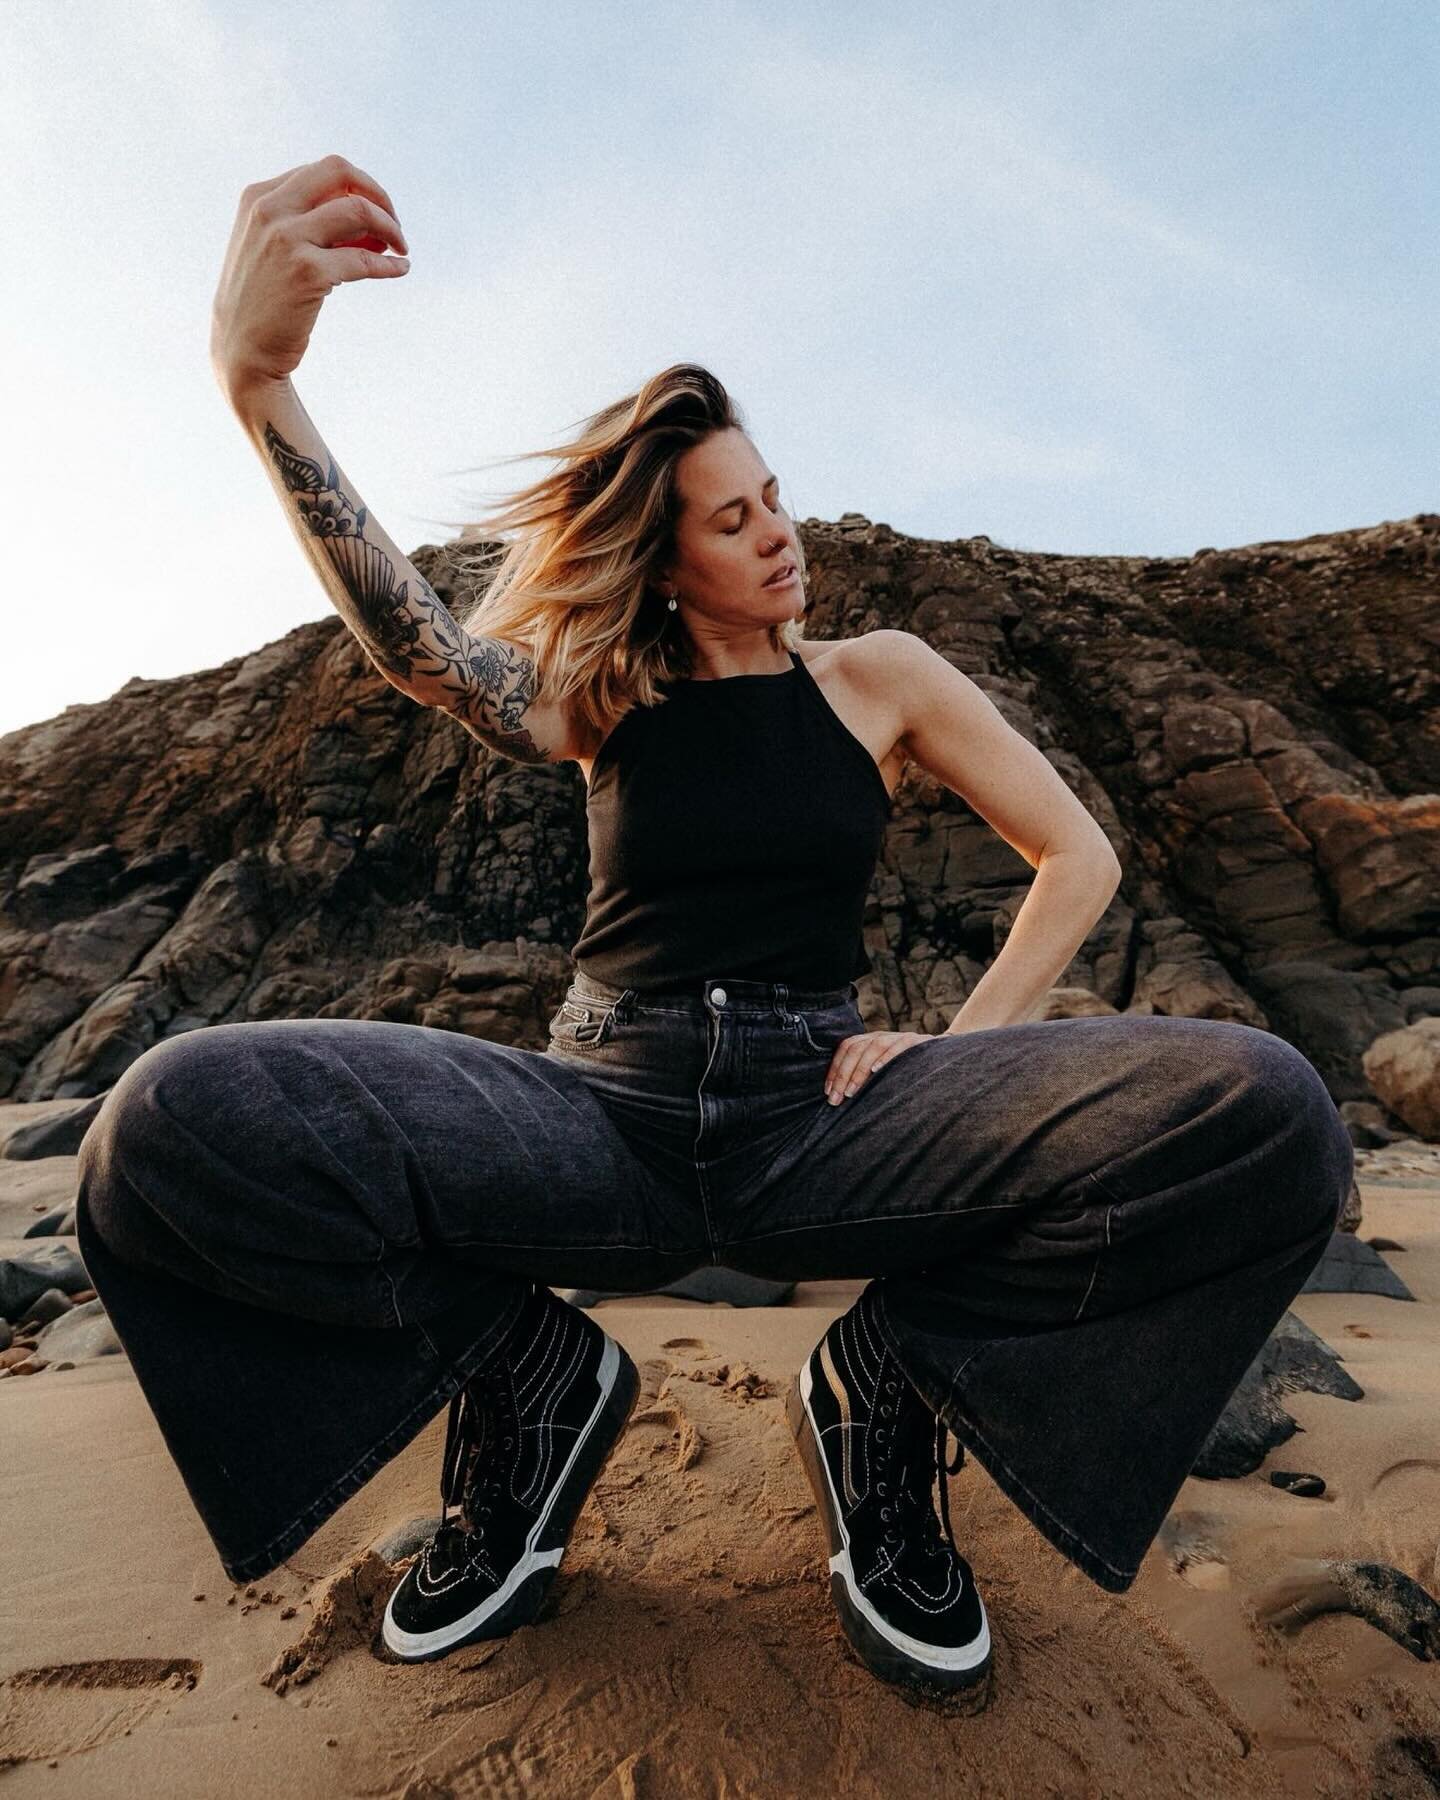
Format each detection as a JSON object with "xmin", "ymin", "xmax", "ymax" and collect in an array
[{"xmin": 569, "ymin": 648, "xmax": 893, "ymax": 990}]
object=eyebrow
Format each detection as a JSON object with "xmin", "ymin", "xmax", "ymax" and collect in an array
[{"xmin": 706, "ymin": 472, "xmax": 779, "ymax": 522}]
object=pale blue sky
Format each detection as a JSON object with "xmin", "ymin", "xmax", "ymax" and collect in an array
[{"xmin": 1, "ymin": 0, "xmax": 1432, "ymax": 737}]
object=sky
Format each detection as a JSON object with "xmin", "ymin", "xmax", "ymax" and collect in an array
[{"xmin": 1, "ymin": 0, "xmax": 1433, "ymax": 738}]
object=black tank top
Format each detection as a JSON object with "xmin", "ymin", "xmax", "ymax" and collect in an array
[{"xmin": 570, "ymin": 648, "xmax": 893, "ymax": 989}]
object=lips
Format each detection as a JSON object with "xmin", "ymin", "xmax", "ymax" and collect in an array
[{"xmin": 763, "ymin": 561, "xmax": 798, "ymax": 587}]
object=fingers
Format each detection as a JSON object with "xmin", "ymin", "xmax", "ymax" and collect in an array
[
  {"xmin": 246, "ymin": 155, "xmax": 407, "ymax": 255},
  {"xmin": 288, "ymin": 154, "xmax": 404, "ymax": 238},
  {"xmin": 306, "ymin": 192, "xmax": 409, "ymax": 256},
  {"xmin": 826, "ymin": 1040, "xmax": 890, "ymax": 1105},
  {"xmin": 323, "ymin": 245, "xmax": 411, "ymax": 284},
  {"xmin": 823, "ymin": 1034, "xmax": 924, "ymax": 1104}
]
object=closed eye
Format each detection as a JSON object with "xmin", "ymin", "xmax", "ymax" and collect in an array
[{"xmin": 723, "ymin": 496, "xmax": 784, "ymax": 536}]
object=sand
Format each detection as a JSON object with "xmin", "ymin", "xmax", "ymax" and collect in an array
[{"xmin": 1, "ymin": 1105, "xmax": 1438, "ymax": 1797}]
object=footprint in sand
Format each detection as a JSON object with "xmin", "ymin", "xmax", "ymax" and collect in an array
[
  {"xmin": 1157, "ymin": 1510, "xmax": 1232, "ymax": 1590},
  {"xmin": 607, "ymin": 1356, "xmax": 705, "ymax": 1473},
  {"xmin": 659, "ymin": 1336, "xmax": 715, "ymax": 1356},
  {"xmin": 1361, "ymin": 1459, "xmax": 1440, "ymax": 1589},
  {"xmin": 0, "ymin": 1657, "xmax": 201, "ymax": 1771}
]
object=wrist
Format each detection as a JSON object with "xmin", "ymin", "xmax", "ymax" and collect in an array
[{"xmin": 217, "ymin": 365, "xmax": 295, "ymax": 421}]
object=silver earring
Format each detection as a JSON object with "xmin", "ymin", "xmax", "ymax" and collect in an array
[{"xmin": 667, "ymin": 592, "xmax": 678, "ymax": 611}]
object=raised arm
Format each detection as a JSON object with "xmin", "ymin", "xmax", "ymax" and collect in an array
[
  {"xmin": 225, "ymin": 376, "xmax": 562, "ymax": 765},
  {"xmin": 210, "ymin": 153, "xmax": 573, "ymax": 768}
]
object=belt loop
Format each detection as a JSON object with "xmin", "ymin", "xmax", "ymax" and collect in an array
[{"xmin": 773, "ymin": 980, "xmax": 789, "ymax": 1023}]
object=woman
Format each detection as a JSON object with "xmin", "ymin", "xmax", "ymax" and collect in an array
[{"xmin": 76, "ymin": 155, "xmax": 1353, "ymax": 1699}]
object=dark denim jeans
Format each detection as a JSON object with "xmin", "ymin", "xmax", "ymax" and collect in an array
[{"xmin": 74, "ymin": 970, "xmax": 1353, "ymax": 1592}]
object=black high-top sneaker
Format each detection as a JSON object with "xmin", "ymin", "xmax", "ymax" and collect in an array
[
  {"xmin": 786, "ymin": 1287, "xmax": 992, "ymax": 1693},
  {"xmin": 382, "ymin": 1282, "xmax": 640, "ymax": 1662}
]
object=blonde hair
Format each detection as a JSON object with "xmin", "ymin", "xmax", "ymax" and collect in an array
[{"xmin": 445, "ymin": 363, "xmax": 809, "ymax": 747}]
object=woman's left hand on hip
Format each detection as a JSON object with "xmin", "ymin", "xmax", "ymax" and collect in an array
[{"xmin": 825, "ymin": 1031, "xmax": 931, "ymax": 1104}]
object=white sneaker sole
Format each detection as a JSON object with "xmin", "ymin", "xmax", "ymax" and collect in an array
[
  {"xmin": 382, "ymin": 1332, "xmax": 637, "ymax": 1661},
  {"xmin": 788, "ymin": 1354, "xmax": 992, "ymax": 1689}
]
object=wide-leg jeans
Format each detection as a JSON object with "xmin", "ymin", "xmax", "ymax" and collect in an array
[{"xmin": 74, "ymin": 971, "xmax": 1353, "ymax": 1591}]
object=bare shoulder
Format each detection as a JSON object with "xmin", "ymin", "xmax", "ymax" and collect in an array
[
  {"xmin": 810, "ymin": 628, "xmax": 917, "ymax": 714},
  {"xmin": 838, "ymin": 627, "xmax": 920, "ymax": 678},
  {"xmin": 794, "ymin": 634, "xmax": 882, "ymax": 681},
  {"xmin": 841, "ymin": 628, "xmax": 959, "ymax": 724}
]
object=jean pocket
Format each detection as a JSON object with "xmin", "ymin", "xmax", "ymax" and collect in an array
[
  {"xmin": 786, "ymin": 1003, "xmax": 861, "ymax": 1060},
  {"xmin": 548, "ymin": 994, "xmax": 622, "ymax": 1053}
]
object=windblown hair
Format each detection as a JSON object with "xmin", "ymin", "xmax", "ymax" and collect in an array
[{"xmin": 447, "ymin": 363, "xmax": 809, "ymax": 749}]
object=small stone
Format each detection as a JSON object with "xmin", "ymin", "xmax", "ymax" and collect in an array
[
  {"xmin": 33, "ymin": 1299, "xmax": 121, "ymax": 1364},
  {"xmin": 326, "ymin": 1737, "xmax": 338, "ymax": 1748},
  {"xmin": 17, "ymin": 1287, "xmax": 73, "ymax": 1330},
  {"xmin": 1270, "ymin": 1470, "xmax": 1326, "ymax": 1498},
  {"xmin": 281, "ymin": 1606, "xmax": 296, "ymax": 1619},
  {"xmin": 22, "ymin": 1204, "xmax": 78, "ymax": 1239},
  {"xmin": 193, "ymin": 1593, "xmax": 205, "ymax": 1602},
  {"xmin": 0, "ymin": 1243, "xmax": 90, "ymax": 1318}
]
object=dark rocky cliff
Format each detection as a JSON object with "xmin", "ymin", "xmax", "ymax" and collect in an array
[{"xmin": 2, "ymin": 511, "xmax": 1437, "ymax": 1108}]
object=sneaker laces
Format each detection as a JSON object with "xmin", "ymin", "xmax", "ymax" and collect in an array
[
  {"xmin": 877, "ymin": 1375, "xmax": 966, "ymax": 1563},
  {"xmin": 433, "ymin": 1358, "xmax": 519, "ymax": 1552}
]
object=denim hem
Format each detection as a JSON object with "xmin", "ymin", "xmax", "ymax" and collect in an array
[
  {"xmin": 218, "ymin": 1282, "xmax": 531, "ymax": 1586},
  {"xmin": 871, "ymin": 1284, "xmax": 1141, "ymax": 1595}
]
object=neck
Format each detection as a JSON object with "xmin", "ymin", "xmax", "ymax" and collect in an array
[{"xmin": 686, "ymin": 645, "xmax": 793, "ymax": 682}]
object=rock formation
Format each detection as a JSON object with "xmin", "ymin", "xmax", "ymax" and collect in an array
[{"xmin": 2, "ymin": 511, "xmax": 1437, "ymax": 1123}]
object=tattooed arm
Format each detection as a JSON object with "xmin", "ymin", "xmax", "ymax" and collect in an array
[{"xmin": 226, "ymin": 375, "xmax": 571, "ymax": 767}]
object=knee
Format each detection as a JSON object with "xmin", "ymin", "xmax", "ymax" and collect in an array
[
  {"xmin": 77, "ymin": 1030, "xmax": 225, "ymax": 1244},
  {"xmin": 81, "ymin": 1031, "xmax": 205, "ymax": 1157},
  {"xmin": 1219, "ymin": 1024, "xmax": 1354, "ymax": 1235}
]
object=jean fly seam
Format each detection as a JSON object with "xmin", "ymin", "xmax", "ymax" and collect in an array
[{"xmin": 692, "ymin": 1007, "xmax": 724, "ymax": 1266}]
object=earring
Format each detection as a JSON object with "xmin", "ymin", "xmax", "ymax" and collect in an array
[{"xmin": 665, "ymin": 589, "xmax": 679, "ymax": 611}]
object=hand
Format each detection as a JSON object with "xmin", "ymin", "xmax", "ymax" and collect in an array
[
  {"xmin": 210, "ymin": 153, "xmax": 410, "ymax": 400},
  {"xmin": 825, "ymin": 1030, "xmax": 931, "ymax": 1104}
]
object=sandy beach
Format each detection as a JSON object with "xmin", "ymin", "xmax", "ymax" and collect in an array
[{"xmin": 2, "ymin": 1102, "xmax": 1438, "ymax": 1797}]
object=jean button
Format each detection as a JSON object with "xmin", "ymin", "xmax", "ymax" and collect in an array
[{"xmin": 711, "ymin": 986, "xmax": 728, "ymax": 1006}]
